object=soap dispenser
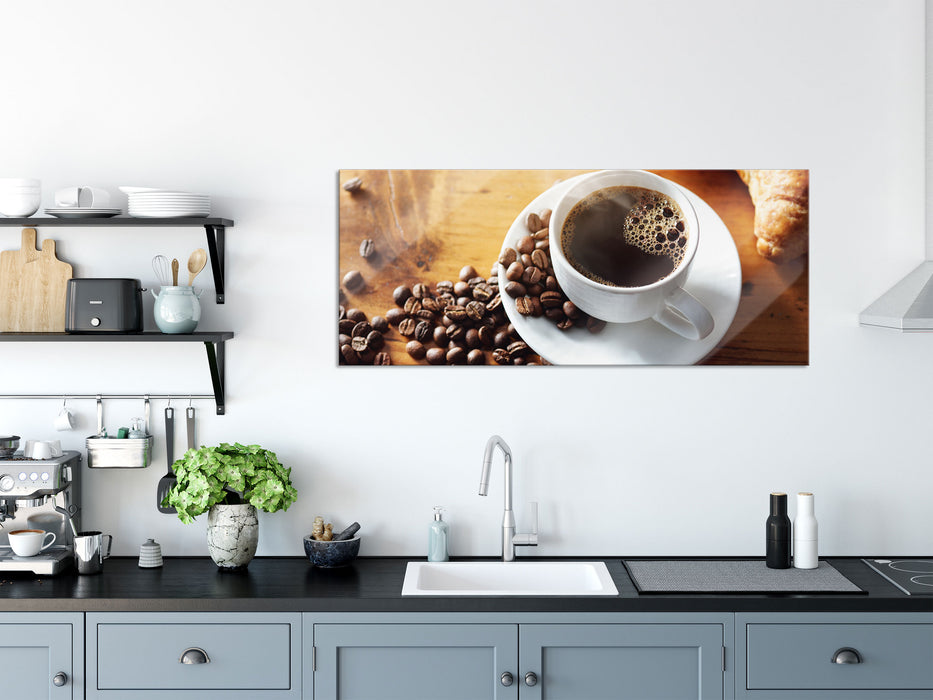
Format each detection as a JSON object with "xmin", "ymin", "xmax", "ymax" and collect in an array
[{"xmin": 428, "ymin": 506, "xmax": 449, "ymax": 562}]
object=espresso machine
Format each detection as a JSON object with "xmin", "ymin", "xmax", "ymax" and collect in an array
[{"xmin": 0, "ymin": 448, "xmax": 82, "ymax": 575}]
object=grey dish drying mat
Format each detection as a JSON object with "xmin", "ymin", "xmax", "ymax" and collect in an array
[{"xmin": 623, "ymin": 560, "xmax": 864, "ymax": 594}]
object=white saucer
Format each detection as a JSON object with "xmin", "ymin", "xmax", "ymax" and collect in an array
[
  {"xmin": 45, "ymin": 208, "xmax": 122, "ymax": 218},
  {"xmin": 499, "ymin": 176, "xmax": 742, "ymax": 365}
]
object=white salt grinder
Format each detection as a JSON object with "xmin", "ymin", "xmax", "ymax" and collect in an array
[{"xmin": 793, "ymin": 492, "xmax": 818, "ymax": 569}]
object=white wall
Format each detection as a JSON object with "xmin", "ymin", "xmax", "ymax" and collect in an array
[{"xmin": 1, "ymin": 0, "xmax": 930, "ymax": 558}]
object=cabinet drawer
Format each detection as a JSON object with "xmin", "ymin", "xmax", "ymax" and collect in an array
[
  {"xmin": 96, "ymin": 622, "xmax": 292, "ymax": 690},
  {"xmin": 746, "ymin": 623, "xmax": 933, "ymax": 690}
]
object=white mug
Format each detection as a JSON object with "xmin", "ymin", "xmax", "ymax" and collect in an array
[
  {"xmin": 23, "ymin": 440, "xmax": 52, "ymax": 460},
  {"xmin": 548, "ymin": 170, "xmax": 714, "ymax": 340},
  {"xmin": 54, "ymin": 186, "xmax": 110, "ymax": 208},
  {"xmin": 55, "ymin": 405, "xmax": 76, "ymax": 431},
  {"xmin": 8, "ymin": 529, "xmax": 57, "ymax": 557}
]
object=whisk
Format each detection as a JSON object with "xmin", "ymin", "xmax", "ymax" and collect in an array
[{"xmin": 152, "ymin": 255, "xmax": 170, "ymax": 286}]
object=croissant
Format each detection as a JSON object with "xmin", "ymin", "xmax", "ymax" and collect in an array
[{"xmin": 737, "ymin": 169, "xmax": 809, "ymax": 263}]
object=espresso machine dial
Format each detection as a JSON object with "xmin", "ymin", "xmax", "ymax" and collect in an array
[{"xmin": 0, "ymin": 474, "xmax": 13, "ymax": 492}]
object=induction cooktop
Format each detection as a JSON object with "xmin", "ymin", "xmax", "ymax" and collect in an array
[{"xmin": 862, "ymin": 558, "xmax": 933, "ymax": 595}]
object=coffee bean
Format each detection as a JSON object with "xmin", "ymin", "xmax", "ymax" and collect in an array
[
  {"xmin": 435, "ymin": 280, "xmax": 454, "ymax": 294},
  {"xmin": 454, "ymin": 280, "xmax": 471, "ymax": 297},
  {"xmin": 494, "ymin": 330, "xmax": 512, "ymax": 348},
  {"xmin": 563, "ymin": 300, "xmax": 581, "ymax": 319},
  {"xmin": 457, "ymin": 296, "xmax": 472, "ymax": 307},
  {"xmin": 545, "ymin": 307, "xmax": 566, "ymax": 322},
  {"xmin": 545, "ymin": 275, "xmax": 559, "ymax": 291},
  {"xmin": 359, "ymin": 239, "xmax": 376, "ymax": 258},
  {"xmin": 531, "ymin": 249, "xmax": 549, "ymax": 270},
  {"xmin": 433, "ymin": 325, "xmax": 448, "ymax": 345},
  {"xmin": 446, "ymin": 347, "xmax": 467, "ymax": 365},
  {"xmin": 343, "ymin": 176, "xmax": 363, "ymax": 192},
  {"xmin": 414, "ymin": 320, "xmax": 432, "ymax": 343},
  {"xmin": 526, "ymin": 212, "xmax": 543, "ymax": 232},
  {"xmin": 586, "ymin": 317, "xmax": 607, "ymax": 334},
  {"xmin": 466, "ymin": 300, "xmax": 486, "ymax": 321},
  {"xmin": 472, "ymin": 282, "xmax": 495, "ymax": 302},
  {"xmin": 521, "ymin": 253, "xmax": 533, "ymax": 268},
  {"xmin": 414, "ymin": 308, "xmax": 436, "ymax": 322},
  {"xmin": 521, "ymin": 266, "xmax": 543, "ymax": 286},
  {"xmin": 467, "ymin": 276, "xmax": 486, "ymax": 288},
  {"xmin": 406, "ymin": 340, "xmax": 427, "ymax": 359},
  {"xmin": 444, "ymin": 305, "xmax": 468, "ymax": 322},
  {"xmin": 338, "ymin": 319, "xmax": 356, "ymax": 335},
  {"xmin": 498, "ymin": 247, "xmax": 518, "ymax": 267},
  {"xmin": 338, "ymin": 305, "xmax": 346, "ymax": 320},
  {"xmin": 446, "ymin": 323, "xmax": 466, "ymax": 341},
  {"xmin": 467, "ymin": 348, "xmax": 485, "ymax": 365},
  {"xmin": 515, "ymin": 296, "xmax": 535, "ymax": 316},
  {"xmin": 351, "ymin": 335, "xmax": 369, "ymax": 352},
  {"xmin": 485, "ymin": 294, "xmax": 503, "ymax": 313},
  {"xmin": 412, "ymin": 282, "xmax": 432, "ymax": 299},
  {"xmin": 504, "ymin": 281, "xmax": 526, "ymax": 298},
  {"xmin": 512, "ymin": 356, "xmax": 526, "ymax": 366},
  {"xmin": 403, "ymin": 297, "xmax": 422, "ymax": 315},
  {"xmin": 505, "ymin": 261, "xmax": 524, "ymax": 281},
  {"xmin": 343, "ymin": 270, "xmax": 364, "ymax": 292},
  {"xmin": 366, "ymin": 330, "xmax": 385, "ymax": 350},
  {"xmin": 478, "ymin": 325, "xmax": 494, "ymax": 348},
  {"xmin": 371, "ymin": 315, "xmax": 389, "ymax": 333},
  {"xmin": 426, "ymin": 347, "xmax": 446, "ymax": 365},
  {"xmin": 508, "ymin": 340, "xmax": 531, "ymax": 358},
  {"xmin": 530, "ymin": 296, "xmax": 543, "ymax": 317},
  {"xmin": 464, "ymin": 328, "xmax": 481, "ymax": 349},
  {"xmin": 534, "ymin": 238, "xmax": 550, "ymax": 252},
  {"xmin": 340, "ymin": 343, "xmax": 358, "ymax": 364},
  {"xmin": 557, "ymin": 318, "xmax": 574, "ymax": 330},
  {"xmin": 517, "ymin": 234, "xmax": 535, "ymax": 255},
  {"xmin": 539, "ymin": 290, "xmax": 563, "ymax": 308},
  {"xmin": 346, "ymin": 308, "xmax": 367, "ymax": 323},
  {"xmin": 493, "ymin": 348, "xmax": 511, "ymax": 364},
  {"xmin": 351, "ymin": 321, "xmax": 372, "ymax": 337},
  {"xmin": 459, "ymin": 265, "xmax": 478, "ymax": 282},
  {"xmin": 385, "ymin": 307, "xmax": 407, "ymax": 326},
  {"xmin": 393, "ymin": 285, "xmax": 413, "ymax": 306},
  {"xmin": 338, "ymin": 333, "xmax": 351, "ymax": 347},
  {"xmin": 421, "ymin": 297, "xmax": 442, "ymax": 313},
  {"xmin": 540, "ymin": 209, "xmax": 552, "ymax": 227},
  {"xmin": 531, "ymin": 228, "xmax": 549, "ymax": 241},
  {"xmin": 374, "ymin": 351, "xmax": 391, "ymax": 365},
  {"xmin": 398, "ymin": 317, "xmax": 417, "ymax": 337},
  {"xmin": 437, "ymin": 292, "xmax": 457, "ymax": 307}
]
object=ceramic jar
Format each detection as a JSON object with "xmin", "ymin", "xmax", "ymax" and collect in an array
[{"xmin": 151, "ymin": 285, "xmax": 201, "ymax": 334}]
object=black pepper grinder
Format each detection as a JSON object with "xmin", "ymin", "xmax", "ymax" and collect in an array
[{"xmin": 766, "ymin": 492, "xmax": 791, "ymax": 569}]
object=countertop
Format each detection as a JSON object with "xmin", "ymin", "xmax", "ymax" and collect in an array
[{"xmin": 1, "ymin": 557, "xmax": 930, "ymax": 614}]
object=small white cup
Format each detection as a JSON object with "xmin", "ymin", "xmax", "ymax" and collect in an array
[
  {"xmin": 23, "ymin": 440, "xmax": 53, "ymax": 460},
  {"xmin": 55, "ymin": 406, "xmax": 76, "ymax": 431},
  {"xmin": 548, "ymin": 170, "xmax": 714, "ymax": 340},
  {"xmin": 54, "ymin": 186, "xmax": 110, "ymax": 208},
  {"xmin": 8, "ymin": 529, "xmax": 57, "ymax": 557}
]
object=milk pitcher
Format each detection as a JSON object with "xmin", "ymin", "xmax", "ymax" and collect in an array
[{"xmin": 151, "ymin": 286, "xmax": 201, "ymax": 334}]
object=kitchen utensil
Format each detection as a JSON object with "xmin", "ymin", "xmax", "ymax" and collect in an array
[
  {"xmin": 186, "ymin": 404, "xmax": 197, "ymax": 452},
  {"xmin": 65, "ymin": 278, "xmax": 143, "ymax": 333},
  {"xmin": 152, "ymin": 255, "xmax": 170, "ymax": 286},
  {"xmin": 335, "ymin": 522, "xmax": 361, "ymax": 541},
  {"xmin": 0, "ymin": 228, "xmax": 73, "ymax": 332},
  {"xmin": 86, "ymin": 396, "xmax": 153, "ymax": 468},
  {"xmin": 74, "ymin": 530, "xmax": 112, "ymax": 575},
  {"xmin": 303, "ymin": 535, "xmax": 361, "ymax": 568},
  {"xmin": 171, "ymin": 258, "xmax": 179, "ymax": 285},
  {"xmin": 0, "ymin": 435, "xmax": 19, "ymax": 458},
  {"xmin": 157, "ymin": 406, "xmax": 176, "ymax": 513},
  {"xmin": 186, "ymin": 248, "xmax": 207, "ymax": 286}
]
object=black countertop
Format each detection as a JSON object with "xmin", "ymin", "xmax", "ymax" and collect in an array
[{"xmin": 0, "ymin": 557, "xmax": 930, "ymax": 614}]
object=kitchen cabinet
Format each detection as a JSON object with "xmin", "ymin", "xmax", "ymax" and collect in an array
[
  {"xmin": 0, "ymin": 612, "xmax": 83, "ymax": 699},
  {"xmin": 85, "ymin": 612, "xmax": 301, "ymax": 700},
  {"xmin": 0, "ymin": 217, "xmax": 234, "ymax": 413},
  {"xmin": 305, "ymin": 612, "xmax": 730, "ymax": 700},
  {"xmin": 736, "ymin": 613, "xmax": 933, "ymax": 700}
]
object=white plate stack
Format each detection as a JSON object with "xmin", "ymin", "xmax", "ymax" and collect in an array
[{"xmin": 124, "ymin": 189, "xmax": 211, "ymax": 218}]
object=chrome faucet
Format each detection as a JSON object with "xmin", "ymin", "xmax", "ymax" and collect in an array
[{"xmin": 478, "ymin": 435, "xmax": 538, "ymax": 562}]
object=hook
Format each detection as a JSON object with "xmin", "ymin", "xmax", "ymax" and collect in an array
[{"xmin": 188, "ymin": 395, "xmax": 193, "ymax": 408}]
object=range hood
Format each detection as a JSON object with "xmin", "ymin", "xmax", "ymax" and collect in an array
[{"xmin": 859, "ymin": 262, "xmax": 933, "ymax": 331}]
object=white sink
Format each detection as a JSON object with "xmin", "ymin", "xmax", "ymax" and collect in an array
[{"xmin": 401, "ymin": 561, "xmax": 619, "ymax": 596}]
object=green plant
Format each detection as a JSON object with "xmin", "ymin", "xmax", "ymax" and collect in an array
[{"xmin": 162, "ymin": 442, "xmax": 298, "ymax": 524}]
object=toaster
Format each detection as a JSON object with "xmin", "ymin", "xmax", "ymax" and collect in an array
[{"xmin": 65, "ymin": 278, "xmax": 143, "ymax": 333}]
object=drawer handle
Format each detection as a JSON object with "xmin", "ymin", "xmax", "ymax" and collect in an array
[
  {"xmin": 524, "ymin": 671, "xmax": 538, "ymax": 687},
  {"xmin": 832, "ymin": 647, "xmax": 863, "ymax": 664},
  {"xmin": 179, "ymin": 647, "xmax": 211, "ymax": 665},
  {"xmin": 500, "ymin": 672, "xmax": 514, "ymax": 687},
  {"xmin": 52, "ymin": 672, "xmax": 68, "ymax": 687}
]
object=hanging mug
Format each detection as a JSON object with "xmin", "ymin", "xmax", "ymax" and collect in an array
[{"xmin": 151, "ymin": 286, "xmax": 202, "ymax": 334}]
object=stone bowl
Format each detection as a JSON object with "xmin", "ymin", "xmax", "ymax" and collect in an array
[{"xmin": 303, "ymin": 535, "xmax": 361, "ymax": 568}]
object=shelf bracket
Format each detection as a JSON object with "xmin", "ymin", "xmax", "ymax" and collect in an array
[
  {"xmin": 204, "ymin": 338, "xmax": 226, "ymax": 414},
  {"xmin": 204, "ymin": 224, "xmax": 226, "ymax": 304}
]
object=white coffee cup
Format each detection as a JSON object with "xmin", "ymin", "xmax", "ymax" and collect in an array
[
  {"xmin": 548, "ymin": 170, "xmax": 714, "ymax": 340},
  {"xmin": 8, "ymin": 529, "xmax": 57, "ymax": 557},
  {"xmin": 55, "ymin": 405, "xmax": 76, "ymax": 431},
  {"xmin": 54, "ymin": 186, "xmax": 110, "ymax": 208}
]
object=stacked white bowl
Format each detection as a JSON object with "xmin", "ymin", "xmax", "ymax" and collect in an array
[{"xmin": 0, "ymin": 178, "xmax": 41, "ymax": 217}]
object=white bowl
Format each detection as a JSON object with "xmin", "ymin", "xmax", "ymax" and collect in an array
[
  {"xmin": 0, "ymin": 178, "xmax": 40, "ymax": 187},
  {"xmin": 0, "ymin": 193, "xmax": 41, "ymax": 216}
]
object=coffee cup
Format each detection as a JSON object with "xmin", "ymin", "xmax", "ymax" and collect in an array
[
  {"xmin": 54, "ymin": 186, "xmax": 110, "ymax": 208},
  {"xmin": 23, "ymin": 440, "xmax": 53, "ymax": 460},
  {"xmin": 74, "ymin": 530, "xmax": 112, "ymax": 574},
  {"xmin": 8, "ymin": 529, "xmax": 57, "ymax": 557},
  {"xmin": 55, "ymin": 405, "xmax": 76, "ymax": 431},
  {"xmin": 548, "ymin": 170, "xmax": 714, "ymax": 340}
]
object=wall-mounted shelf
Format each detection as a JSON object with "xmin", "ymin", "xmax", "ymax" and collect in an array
[
  {"xmin": 0, "ymin": 332, "xmax": 232, "ymax": 414},
  {"xmin": 0, "ymin": 217, "xmax": 232, "ymax": 304}
]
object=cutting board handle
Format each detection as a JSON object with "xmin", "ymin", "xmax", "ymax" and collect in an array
[{"xmin": 20, "ymin": 227, "xmax": 38, "ymax": 252}]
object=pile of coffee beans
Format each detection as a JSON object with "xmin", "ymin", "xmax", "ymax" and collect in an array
[{"xmin": 338, "ymin": 306, "xmax": 392, "ymax": 365}]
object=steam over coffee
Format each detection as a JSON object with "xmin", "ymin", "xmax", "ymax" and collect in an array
[{"xmin": 560, "ymin": 186, "xmax": 688, "ymax": 288}]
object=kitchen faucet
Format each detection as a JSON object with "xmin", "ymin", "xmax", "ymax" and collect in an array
[{"xmin": 478, "ymin": 435, "xmax": 538, "ymax": 562}]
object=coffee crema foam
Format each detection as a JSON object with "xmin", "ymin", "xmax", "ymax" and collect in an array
[{"xmin": 561, "ymin": 185, "xmax": 689, "ymax": 288}]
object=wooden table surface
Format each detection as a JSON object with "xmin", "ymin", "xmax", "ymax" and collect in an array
[{"xmin": 338, "ymin": 170, "xmax": 808, "ymax": 365}]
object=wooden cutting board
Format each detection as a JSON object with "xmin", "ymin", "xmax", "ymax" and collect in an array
[{"xmin": 0, "ymin": 227, "xmax": 73, "ymax": 332}]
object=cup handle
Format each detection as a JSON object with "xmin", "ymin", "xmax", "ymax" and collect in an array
[
  {"xmin": 102, "ymin": 535, "xmax": 113, "ymax": 560},
  {"xmin": 40, "ymin": 532, "xmax": 57, "ymax": 551},
  {"xmin": 653, "ymin": 286, "xmax": 714, "ymax": 340}
]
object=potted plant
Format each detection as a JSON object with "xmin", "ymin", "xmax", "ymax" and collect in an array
[{"xmin": 162, "ymin": 442, "xmax": 298, "ymax": 570}]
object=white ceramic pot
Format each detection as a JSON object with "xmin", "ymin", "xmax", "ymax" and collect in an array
[{"xmin": 206, "ymin": 503, "xmax": 258, "ymax": 570}]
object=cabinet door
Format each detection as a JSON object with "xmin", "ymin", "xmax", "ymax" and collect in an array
[
  {"xmin": 313, "ymin": 623, "xmax": 518, "ymax": 700},
  {"xmin": 0, "ymin": 622, "xmax": 77, "ymax": 698},
  {"xmin": 519, "ymin": 624, "xmax": 724, "ymax": 700}
]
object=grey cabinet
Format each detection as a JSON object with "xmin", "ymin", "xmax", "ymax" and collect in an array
[
  {"xmin": 736, "ymin": 613, "xmax": 933, "ymax": 700},
  {"xmin": 86, "ymin": 612, "xmax": 301, "ymax": 700},
  {"xmin": 0, "ymin": 612, "xmax": 83, "ymax": 699},
  {"xmin": 306, "ymin": 613, "xmax": 730, "ymax": 700}
]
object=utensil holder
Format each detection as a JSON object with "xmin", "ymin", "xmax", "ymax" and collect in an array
[{"xmin": 86, "ymin": 396, "xmax": 153, "ymax": 468}]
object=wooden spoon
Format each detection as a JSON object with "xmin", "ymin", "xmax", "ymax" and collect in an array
[
  {"xmin": 186, "ymin": 248, "xmax": 207, "ymax": 286},
  {"xmin": 171, "ymin": 258, "xmax": 179, "ymax": 286}
]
